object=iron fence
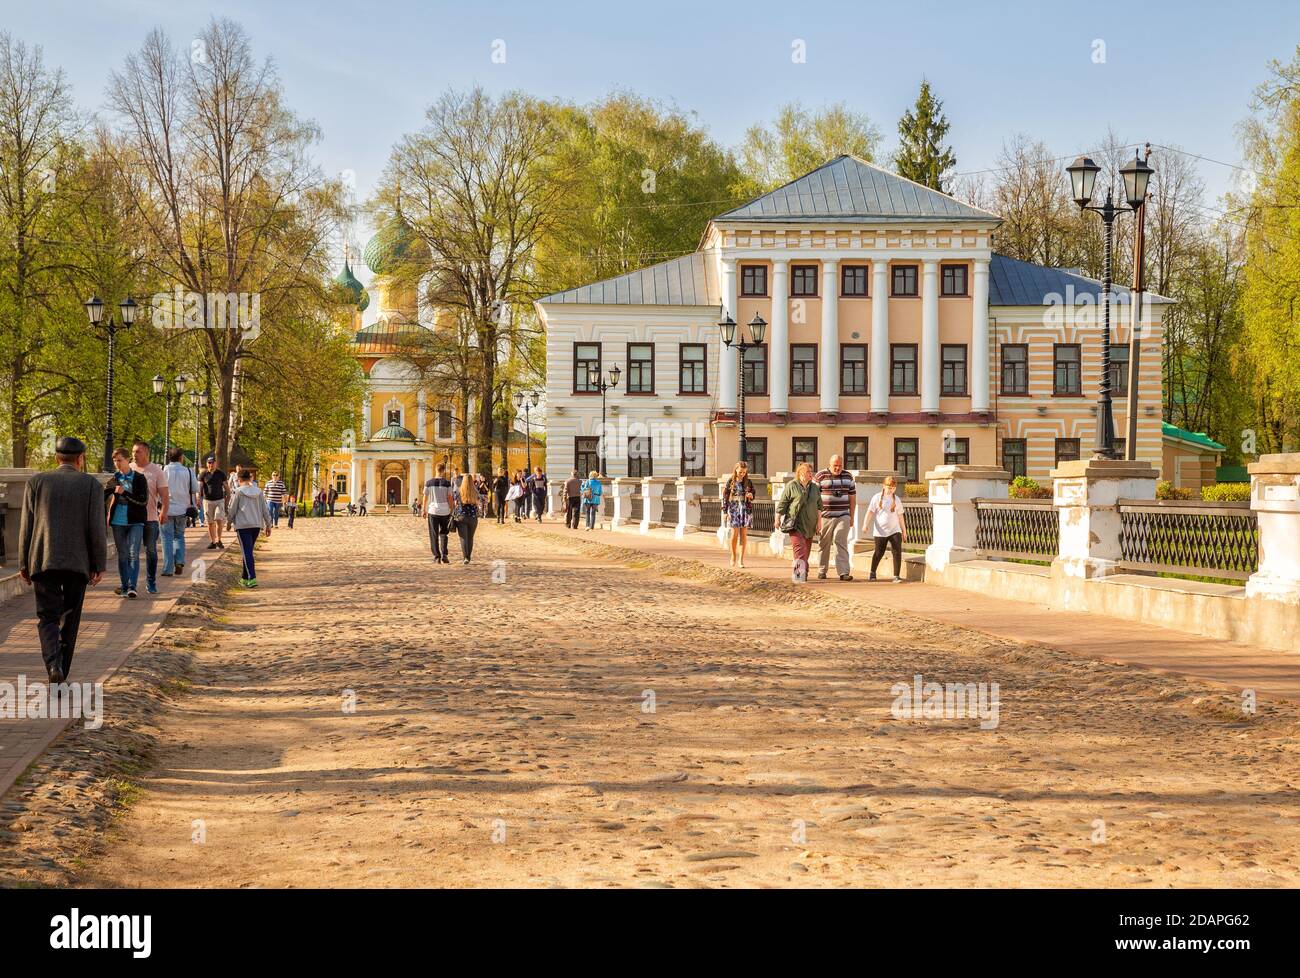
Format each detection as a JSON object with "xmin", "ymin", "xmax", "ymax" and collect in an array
[
  {"xmin": 902, "ymin": 501, "xmax": 933, "ymax": 550},
  {"xmin": 700, "ymin": 498, "xmax": 721, "ymax": 530},
  {"xmin": 629, "ymin": 494, "xmax": 643, "ymax": 523},
  {"xmin": 661, "ymin": 497, "xmax": 679, "ymax": 525},
  {"xmin": 1118, "ymin": 499, "xmax": 1258, "ymax": 581},
  {"xmin": 975, "ymin": 498, "xmax": 1058, "ymax": 561}
]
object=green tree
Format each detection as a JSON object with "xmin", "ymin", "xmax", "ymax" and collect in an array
[
  {"xmin": 894, "ymin": 79, "xmax": 956, "ymax": 191},
  {"xmin": 740, "ymin": 102, "xmax": 881, "ymax": 191}
]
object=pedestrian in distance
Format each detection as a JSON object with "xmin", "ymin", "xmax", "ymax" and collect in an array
[
  {"xmin": 199, "ymin": 455, "xmax": 229, "ymax": 550},
  {"xmin": 265, "ymin": 471, "xmax": 287, "ymax": 527},
  {"xmin": 493, "ymin": 466, "xmax": 510, "ymax": 524},
  {"xmin": 507, "ymin": 473, "xmax": 524, "ymax": 522},
  {"xmin": 722, "ymin": 461, "xmax": 755, "ymax": 569},
  {"xmin": 529, "ymin": 466, "xmax": 548, "ymax": 522},
  {"xmin": 357, "ymin": 488, "xmax": 368, "ymax": 516},
  {"xmin": 866, "ymin": 476, "xmax": 908, "ymax": 583},
  {"xmin": 226, "ymin": 468, "xmax": 273, "ymax": 588},
  {"xmin": 106, "ymin": 448, "xmax": 149, "ymax": 598},
  {"xmin": 130, "ymin": 439, "xmax": 168, "ymax": 594},
  {"xmin": 564, "ymin": 469, "xmax": 583, "ymax": 529},
  {"xmin": 18, "ymin": 436, "xmax": 107, "ymax": 683},
  {"xmin": 814, "ymin": 454, "xmax": 856, "ymax": 581},
  {"xmin": 581, "ymin": 471, "xmax": 603, "ymax": 530},
  {"xmin": 776, "ymin": 462, "xmax": 822, "ymax": 583},
  {"xmin": 424, "ymin": 462, "xmax": 455, "ymax": 564},
  {"xmin": 161, "ymin": 446, "xmax": 198, "ymax": 577},
  {"xmin": 453, "ymin": 473, "xmax": 480, "ymax": 563}
]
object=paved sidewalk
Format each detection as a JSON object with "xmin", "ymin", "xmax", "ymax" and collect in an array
[
  {"xmin": 525, "ymin": 520, "xmax": 1300, "ymax": 704},
  {"xmin": 0, "ymin": 524, "xmax": 218, "ymax": 798}
]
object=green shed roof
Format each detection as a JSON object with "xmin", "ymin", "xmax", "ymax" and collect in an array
[{"xmin": 1162, "ymin": 421, "xmax": 1225, "ymax": 453}]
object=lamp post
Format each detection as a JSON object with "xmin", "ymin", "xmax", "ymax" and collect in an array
[
  {"xmin": 1126, "ymin": 144, "xmax": 1153, "ymax": 461},
  {"xmin": 513, "ymin": 390, "xmax": 541, "ymax": 473},
  {"xmin": 585, "ymin": 366, "xmax": 620, "ymax": 477},
  {"xmin": 189, "ymin": 389, "xmax": 209, "ymax": 479},
  {"xmin": 719, "ymin": 312, "xmax": 768, "ymax": 466},
  {"xmin": 152, "ymin": 373, "xmax": 188, "ymax": 457},
  {"xmin": 84, "ymin": 295, "xmax": 138, "ymax": 472},
  {"xmin": 1066, "ymin": 150, "xmax": 1153, "ymax": 460}
]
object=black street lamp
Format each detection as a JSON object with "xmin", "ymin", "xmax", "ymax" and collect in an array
[
  {"xmin": 152, "ymin": 373, "xmax": 188, "ymax": 457},
  {"xmin": 513, "ymin": 390, "xmax": 541, "ymax": 473},
  {"xmin": 585, "ymin": 365, "xmax": 620, "ymax": 477},
  {"xmin": 189, "ymin": 388, "xmax": 209, "ymax": 478},
  {"xmin": 1066, "ymin": 150, "xmax": 1153, "ymax": 460},
  {"xmin": 85, "ymin": 295, "xmax": 138, "ymax": 472},
  {"xmin": 720, "ymin": 312, "xmax": 768, "ymax": 467}
]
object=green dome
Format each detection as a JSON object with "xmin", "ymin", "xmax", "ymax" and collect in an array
[
  {"xmin": 334, "ymin": 260, "xmax": 366, "ymax": 310},
  {"xmin": 363, "ymin": 212, "xmax": 430, "ymax": 276},
  {"xmin": 370, "ymin": 423, "xmax": 417, "ymax": 442}
]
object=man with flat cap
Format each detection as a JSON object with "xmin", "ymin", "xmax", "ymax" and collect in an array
[{"xmin": 18, "ymin": 436, "xmax": 106, "ymax": 683}]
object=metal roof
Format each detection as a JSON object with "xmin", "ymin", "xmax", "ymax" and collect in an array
[
  {"xmin": 713, "ymin": 155, "xmax": 1000, "ymax": 224},
  {"xmin": 537, "ymin": 251, "xmax": 720, "ymax": 307},
  {"xmin": 989, "ymin": 254, "xmax": 1174, "ymax": 306}
]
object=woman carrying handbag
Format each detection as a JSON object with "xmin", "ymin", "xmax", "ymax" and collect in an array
[{"xmin": 775, "ymin": 462, "xmax": 822, "ymax": 583}]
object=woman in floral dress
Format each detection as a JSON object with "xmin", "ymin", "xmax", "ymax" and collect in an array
[{"xmin": 722, "ymin": 460, "xmax": 756, "ymax": 568}]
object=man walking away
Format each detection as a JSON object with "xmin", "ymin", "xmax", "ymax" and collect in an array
[
  {"xmin": 265, "ymin": 471, "xmax": 287, "ymax": 527},
  {"xmin": 564, "ymin": 469, "xmax": 582, "ymax": 529},
  {"xmin": 19, "ymin": 437, "xmax": 106, "ymax": 683},
  {"xmin": 814, "ymin": 454, "xmax": 856, "ymax": 581},
  {"xmin": 424, "ymin": 463, "xmax": 455, "ymax": 564},
  {"xmin": 327, "ymin": 484, "xmax": 338, "ymax": 517},
  {"xmin": 131, "ymin": 439, "xmax": 168, "ymax": 594},
  {"xmin": 162, "ymin": 446, "xmax": 198, "ymax": 576},
  {"xmin": 199, "ymin": 455, "xmax": 228, "ymax": 550}
]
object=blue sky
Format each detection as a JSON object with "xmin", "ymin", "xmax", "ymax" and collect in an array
[{"xmin": 9, "ymin": 0, "xmax": 1294, "ymax": 273}]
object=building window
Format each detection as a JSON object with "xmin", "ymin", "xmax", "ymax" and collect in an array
[
  {"xmin": 941, "ymin": 344, "xmax": 968, "ymax": 396},
  {"xmin": 841, "ymin": 265, "xmax": 868, "ymax": 297},
  {"xmin": 742, "ymin": 344, "xmax": 767, "ymax": 395},
  {"xmin": 741, "ymin": 264, "xmax": 767, "ymax": 297},
  {"xmin": 681, "ymin": 437, "xmax": 706, "ymax": 477},
  {"xmin": 791, "ymin": 344, "xmax": 817, "ymax": 395},
  {"xmin": 334, "ymin": 472, "xmax": 348, "ymax": 496},
  {"xmin": 840, "ymin": 344, "xmax": 868, "ymax": 395},
  {"xmin": 891, "ymin": 344, "xmax": 918, "ymax": 395},
  {"xmin": 574, "ymin": 342, "xmax": 601, "ymax": 393},
  {"xmin": 1054, "ymin": 344, "xmax": 1082, "ymax": 395},
  {"xmin": 575, "ymin": 436, "xmax": 600, "ymax": 477},
  {"xmin": 1001, "ymin": 344, "xmax": 1029, "ymax": 395},
  {"xmin": 891, "ymin": 264, "xmax": 918, "ymax": 297},
  {"xmin": 435, "ymin": 409, "xmax": 452, "ymax": 440},
  {"xmin": 744, "ymin": 437, "xmax": 767, "ymax": 477},
  {"xmin": 1109, "ymin": 343, "xmax": 1130, "ymax": 397},
  {"xmin": 792, "ymin": 437, "xmax": 817, "ymax": 470},
  {"xmin": 387, "ymin": 408, "xmax": 402, "ymax": 427},
  {"xmin": 679, "ymin": 343, "xmax": 707, "ymax": 394},
  {"xmin": 791, "ymin": 264, "xmax": 819, "ymax": 297},
  {"xmin": 944, "ymin": 436, "xmax": 970, "ymax": 465},
  {"xmin": 627, "ymin": 343, "xmax": 654, "ymax": 394},
  {"xmin": 844, "ymin": 437, "xmax": 869, "ymax": 471},
  {"xmin": 1002, "ymin": 438, "xmax": 1027, "ymax": 478},
  {"xmin": 1055, "ymin": 438, "xmax": 1081, "ymax": 466},
  {"xmin": 894, "ymin": 438, "xmax": 919, "ymax": 483},
  {"xmin": 941, "ymin": 263, "xmax": 969, "ymax": 296},
  {"xmin": 628, "ymin": 436, "xmax": 653, "ymax": 478}
]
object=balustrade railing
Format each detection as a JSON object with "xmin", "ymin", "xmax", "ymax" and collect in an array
[
  {"xmin": 975, "ymin": 498, "xmax": 1058, "ymax": 561},
  {"xmin": 661, "ymin": 497, "xmax": 679, "ymax": 525},
  {"xmin": 700, "ymin": 499, "xmax": 721, "ymax": 530},
  {"xmin": 1118, "ymin": 499, "xmax": 1258, "ymax": 581},
  {"xmin": 902, "ymin": 501, "xmax": 933, "ymax": 550}
]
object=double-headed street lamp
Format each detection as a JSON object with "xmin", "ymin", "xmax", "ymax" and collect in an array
[
  {"xmin": 1066, "ymin": 150, "xmax": 1153, "ymax": 460},
  {"xmin": 84, "ymin": 295, "xmax": 139, "ymax": 472},
  {"xmin": 585, "ymin": 365, "xmax": 620, "ymax": 477},
  {"xmin": 513, "ymin": 390, "xmax": 541, "ymax": 473},
  {"xmin": 719, "ymin": 312, "xmax": 768, "ymax": 466},
  {"xmin": 152, "ymin": 373, "xmax": 188, "ymax": 456}
]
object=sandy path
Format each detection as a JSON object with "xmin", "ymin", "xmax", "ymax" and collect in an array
[{"xmin": 82, "ymin": 516, "xmax": 1300, "ymax": 888}]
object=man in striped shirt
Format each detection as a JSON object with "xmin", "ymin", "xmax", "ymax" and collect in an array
[
  {"xmin": 815, "ymin": 454, "xmax": 856, "ymax": 581},
  {"xmin": 265, "ymin": 472, "xmax": 287, "ymax": 528}
]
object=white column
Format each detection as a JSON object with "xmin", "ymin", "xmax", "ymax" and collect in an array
[
  {"xmin": 361, "ymin": 393, "xmax": 372, "ymax": 438},
  {"xmin": 870, "ymin": 262, "xmax": 890, "ymax": 415},
  {"xmin": 349, "ymin": 457, "xmax": 359, "ymax": 501},
  {"xmin": 769, "ymin": 260, "xmax": 789, "ymax": 415},
  {"xmin": 921, "ymin": 260, "xmax": 940, "ymax": 414},
  {"xmin": 820, "ymin": 260, "xmax": 839, "ymax": 415},
  {"xmin": 417, "ymin": 389, "xmax": 428, "ymax": 440},
  {"xmin": 367, "ymin": 460, "xmax": 378, "ymax": 501},
  {"xmin": 411, "ymin": 458, "xmax": 423, "ymax": 503},
  {"xmin": 719, "ymin": 258, "xmax": 738, "ymax": 412},
  {"xmin": 971, "ymin": 259, "xmax": 991, "ymax": 413}
]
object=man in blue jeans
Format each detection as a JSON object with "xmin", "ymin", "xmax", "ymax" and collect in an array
[
  {"xmin": 161, "ymin": 446, "xmax": 197, "ymax": 576},
  {"xmin": 130, "ymin": 440, "xmax": 169, "ymax": 593}
]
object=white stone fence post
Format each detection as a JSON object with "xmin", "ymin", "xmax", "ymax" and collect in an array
[
  {"xmin": 674, "ymin": 476, "xmax": 712, "ymax": 539},
  {"xmin": 1050, "ymin": 459, "xmax": 1158, "ymax": 583},
  {"xmin": 1246, "ymin": 453, "xmax": 1300, "ymax": 606},
  {"xmin": 610, "ymin": 477, "xmax": 637, "ymax": 530},
  {"xmin": 924, "ymin": 465, "xmax": 1011, "ymax": 572},
  {"xmin": 640, "ymin": 476, "xmax": 674, "ymax": 534}
]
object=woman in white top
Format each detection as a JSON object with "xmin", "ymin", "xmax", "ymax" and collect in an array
[{"xmin": 866, "ymin": 476, "xmax": 908, "ymax": 582}]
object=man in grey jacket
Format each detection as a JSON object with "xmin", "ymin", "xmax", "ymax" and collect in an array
[{"xmin": 19, "ymin": 436, "xmax": 107, "ymax": 683}]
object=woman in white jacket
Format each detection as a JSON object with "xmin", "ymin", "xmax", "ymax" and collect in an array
[{"xmin": 226, "ymin": 468, "xmax": 273, "ymax": 588}]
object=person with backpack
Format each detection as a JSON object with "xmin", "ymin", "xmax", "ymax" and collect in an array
[
  {"xmin": 866, "ymin": 475, "xmax": 908, "ymax": 583},
  {"xmin": 581, "ymin": 471, "xmax": 603, "ymax": 530},
  {"xmin": 226, "ymin": 468, "xmax": 273, "ymax": 588},
  {"xmin": 775, "ymin": 462, "xmax": 822, "ymax": 583}
]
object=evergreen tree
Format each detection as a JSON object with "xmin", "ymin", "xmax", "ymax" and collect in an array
[{"xmin": 895, "ymin": 79, "xmax": 957, "ymax": 191}]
